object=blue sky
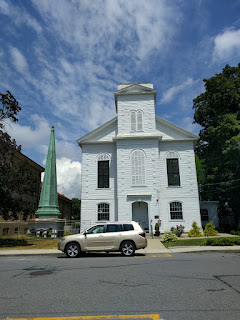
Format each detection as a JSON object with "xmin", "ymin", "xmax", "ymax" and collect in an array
[{"xmin": 1, "ymin": 0, "xmax": 240, "ymax": 198}]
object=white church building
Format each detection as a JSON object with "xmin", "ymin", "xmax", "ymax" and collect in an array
[{"xmin": 77, "ymin": 83, "xmax": 202, "ymax": 233}]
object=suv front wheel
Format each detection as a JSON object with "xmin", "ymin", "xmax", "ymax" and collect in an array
[
  {"xmin": 65, "ymin": 242, "xmax": 81, "ymax": 258},
  {"xmin": 120, "ymin": 241, "xmax": 135, "ymax": 256}
]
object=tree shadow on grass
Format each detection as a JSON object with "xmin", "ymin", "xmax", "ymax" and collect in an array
[{"xmin": 0, "ymin": 238, "xmax": 33, "ymax": 247}]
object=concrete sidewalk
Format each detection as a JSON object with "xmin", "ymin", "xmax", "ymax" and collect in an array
[{"xmin": 0, "ymin": 237, "xmax": 240, "ymax": 256}]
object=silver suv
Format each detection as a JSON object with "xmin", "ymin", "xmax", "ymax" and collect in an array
[{"xmin": 58, "ymin": 221, "xmax": 147, "ymax": 258}]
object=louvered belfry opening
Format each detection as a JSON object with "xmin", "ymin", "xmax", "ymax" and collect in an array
[{"xmin": 131, "ymin": 149, "xmax": 145, "ymax": 186}]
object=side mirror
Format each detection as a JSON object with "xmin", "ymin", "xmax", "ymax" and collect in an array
[{"xmin": 84, "ymin": 231, "xmax": 87, "ymax": 236}]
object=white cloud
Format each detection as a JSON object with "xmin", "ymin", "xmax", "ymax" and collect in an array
[
  {"xmin": 5, "ymin": 114, "xmax": 51, "ymax": 148},
  {"xmin": 9, "ymin": 47, "xmax": 29, "ymax": 74},
  {"xmin": 0, "ymin": 0, "xmax": 9, "ymax": 14},
  {"xmin": 56, "ymin": 157, "xmax": 82, "ymax": 199},
  {"xmin": 41, "ymin": 157, "xmax": 81, "ymax": 198},
  {"xmin": 160, "ymin": 78, "xmax": 194, "ymax": 104},
  {"xmin": 0, "ymin": 0, "xmax": 42, "ymax": 33},
  {"xmin": 213, "ymin": 28, "xmax": 240, "ymax": 62},
  {"xmin": 32, "ymin": 0, "xmax": 181, "ymax": 60},
  {"xmin": 2, "ymin": 0, "xmax": 182, "ymax": 137},
  {"xmin": 56, "ymin": 140, "xmax": 81, "ymax": 161},
  {"xmin": 180, "ymin": 116, "xmax": 200, "ymax": 135}
]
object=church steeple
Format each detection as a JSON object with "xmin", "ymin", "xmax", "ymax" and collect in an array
[{"xmin": 35, "ymin": 126, "xmax": 61, "ymax": 219}]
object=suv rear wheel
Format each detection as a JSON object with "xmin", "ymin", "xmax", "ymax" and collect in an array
[
  {"xmin": 65, "ymin": 242, "xmax": 81, "ymax": 258},
  {"xmin": 121, "ymin": 241, "xmax": 135, "ymax": 256}
]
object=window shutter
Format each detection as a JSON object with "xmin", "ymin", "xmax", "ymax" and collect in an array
[{"xmin": 132, "ymin": 150, "xmax": 145, "ymax": 185}]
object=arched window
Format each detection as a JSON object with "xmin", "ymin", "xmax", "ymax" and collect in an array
[
  {"xmin": 170, "ymin": 202, "xmax": 183, "ymax": 220},
  {"xmin": 131, "ymin": 111, "xmax": 136, "ymax": 131},
  {"xmin": 97, "ymin": 154, "xmax": 110, "ymax": 188},
  {"xmin": 131, "ymin": 149, "xmax": 145, "ymax": 185},
  {"xmin": 166, "ymin": 152, "xmax": 180, "ymax": 186},
  {"xmin": 98, "ymin": 203, "xmax": 109, "ymax": 221},
  {"xmin": 130, "ymin": 110, "xmax": 143, "ymax": 132},
  {"xmin": 137, "ymin": 111, "xmax": 143, "ymax": 131}
]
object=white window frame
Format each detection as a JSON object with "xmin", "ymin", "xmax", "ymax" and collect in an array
[
  {"xmin": 165, "ymin": 151, "xmax": 181, "ymax": 187},
  {"xmin": 169, "ymin": 201, "xmax": 183, "ymax": 220},
  {"xmin": 97, "ymin": 203, "xmax": 110, "ymax": 221},
  {"xmin": 130, "ymin": 110, "xmax": 143, "ymax": 132},
  {"xmin": 97, "ymin": 154, "xmax": 110, "ymax": 189}
]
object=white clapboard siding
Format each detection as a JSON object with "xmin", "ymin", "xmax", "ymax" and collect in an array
[{"xmin": 79, "ymin": 84, "xmax": 202, "ymax": 232}]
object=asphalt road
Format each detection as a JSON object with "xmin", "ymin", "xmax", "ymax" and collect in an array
[{"xmin": 0, "ymin": 252, "xmax": 240, "ymax": 320}]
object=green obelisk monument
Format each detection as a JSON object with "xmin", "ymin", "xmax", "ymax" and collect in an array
[{"xmin": 35, "ymin": 126, "xmax": 61, "ymax": 219}]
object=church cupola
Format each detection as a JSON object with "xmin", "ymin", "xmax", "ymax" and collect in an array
[{"xmin": 114, "ymin": 83, "xmax": 157, "ymax": 135}]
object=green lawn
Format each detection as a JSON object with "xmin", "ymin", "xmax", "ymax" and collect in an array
[
  {"xmin": 162, "ymin": 238, "xmax": 208, "ymax": 248},
  {"xmin": 162, "ymin": 237, "xmax": 240, "ymax": 248},
  {"xmin": 0, "ymin": 236, "xmax": 59, "ymax": 250}
]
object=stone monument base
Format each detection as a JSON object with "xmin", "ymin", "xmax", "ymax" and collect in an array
[{"xmin": 27, "ymin": 219, "xmax": 65, "ymax": 238}]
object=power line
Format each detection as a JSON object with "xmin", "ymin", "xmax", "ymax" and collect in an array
[{"xmin": 200, "ymin": 179, "xmax": 240, "ymax": 186}]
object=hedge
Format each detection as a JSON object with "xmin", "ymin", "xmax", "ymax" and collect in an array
[{"xmin": 205, "ymin": 237, "xmax": 240, "ymax": 246}]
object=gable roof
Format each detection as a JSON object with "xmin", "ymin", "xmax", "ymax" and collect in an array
[
  {"xmin": 114, "ymin": 83, "xmax": 157, "ymax": 111},
  {"xmin": 15, "ymin": 152, "xmax": 45, "ymax": 172},
  {"xmin": 156, "ymin": 116, "xmax": 198, "ymax": 140},
  {"xmin": 77, "ymin": 115, "xmax": 198, "ymax": 147},
  {"xmin": 77, "ymin": 117, "xmax": 117, "ymax": 147}
]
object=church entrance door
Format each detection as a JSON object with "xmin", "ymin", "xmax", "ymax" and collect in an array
[{"xmin": 132, "ymin": 201, "xmax": 149, "ymax": 231}]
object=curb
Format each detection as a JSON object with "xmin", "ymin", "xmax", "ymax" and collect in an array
[{"xmin": 0, "ymin": 246, "xmax": 240, "ymax": 256}]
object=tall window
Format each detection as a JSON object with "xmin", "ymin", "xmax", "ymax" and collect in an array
[
  {"xmin": 98, "ymin": 154, "xmax": 109, "ymax": 188},
  {"xmin": 131, "ymin": 111, "xmax": 136, "ymax": 131},
  {"xmin": 131, "ymin": 149, "xmax": 145, "ymax": 185},
  {"xmin": 98, "ymin": 203, "xmax": 109, "ymax": 220},
  {"xmin": 137, "ymin": 111, "xmax": 143, "ymax": 131},
  {"xmin": 167, "ymin": 157, "xmax": 180, "ymax": 186},
  {"xmin": 170, "ymin": 202, "xmax": 183, "ymax": 220},
  {"xmin": 131, "ymin": 110, "xmax": 143, "ymax": 132}
]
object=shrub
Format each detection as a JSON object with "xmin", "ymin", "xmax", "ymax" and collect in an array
[
  {"xmin": 188, "ymin": 222, "xmax": 203, "ymax": 237},
  {"xmin": 154, "ymin": 223, "xmax": 160, "ymax": 236},
  {"xmin": 162, "ymin": 233, "xmax": 178, "ymax": 243},
  {"xmin": 170, "ymin": 225, "xmax": 185, "ymax": 237},
  {"xmin": 230, "ymin": 230, "xmax": 240, "ymax": 235},
  {"xmin": 204, "ymin": 221, "xmax": 218, "ymax": 236},
  {"xmin": 206, "ymin": 237, "xmax": 240, "ymax": 246}
]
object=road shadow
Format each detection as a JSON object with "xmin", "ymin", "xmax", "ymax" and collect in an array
[{"xmin": 57, "ymin": 252, "xmax": 146, "ymax": 259}]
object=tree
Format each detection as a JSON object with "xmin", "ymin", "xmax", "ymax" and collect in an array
[
  {"xmin": 0, "ymin": 91, "xmax": 21, "ymax": 124},
  {"xmin": 0, "ymin": 91, "xmax": 39, "ymax": 220},
  {"xmin": 193, "ymin": 64, "xmax": 240, "ymax": 228},
  {"xmin": 72, "ymin": 198, "xmax": 81, "ymax": 220}
]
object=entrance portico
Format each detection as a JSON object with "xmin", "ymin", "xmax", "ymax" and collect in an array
[{"xmin": 127, "ymin": 195, "xmax": 151, "ymax": 231}]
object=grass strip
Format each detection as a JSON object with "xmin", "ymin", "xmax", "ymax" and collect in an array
[
  {"xmin": 162, "ymin": 237, "xmax": 240, "ymax": 248},
  {"xmin": 162, "ymin": 238, "xmax": 207, "ymax": 248},
  {"xmin": 0, "ymin": 237, "xmax": 59, "ymax": 250}
]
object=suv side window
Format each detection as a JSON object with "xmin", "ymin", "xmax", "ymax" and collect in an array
[
  {"xmin": 123, "ymin": 224, "xmax": 134, "ymax": 231},
  {"xmin": 106, "ymin": 224, "xmax": 121, "ymax": 233},
  {"xmin": 87, "ymin": 225, "xmax": 105, "ymax": 234}
]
